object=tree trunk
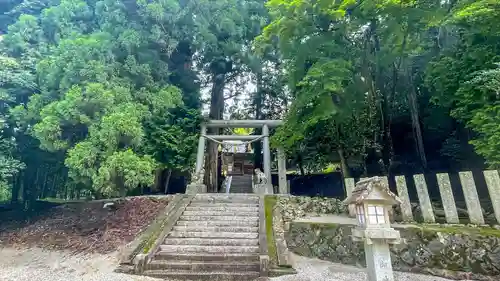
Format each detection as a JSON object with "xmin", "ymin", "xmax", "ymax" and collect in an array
[
  {"xmin": 51, "ymin": 174, "xmax": 57, "ymax": 198},
  {"xmin": 297, "ymin": 155, "xmax": 305, "ymax": 175},
  {"xmin": 33, "ymin": 167, "xmax": 40, "ymax": 199},
  {"xmin": 11, "ymin": 172, "xmax": 21, "ymax": 204},
  {"xmin": 206, "ymin": 72, "xmax": 225, "ymax": 192},
  {"xmin": 164, "ymin": 169, "xmax": 172, "ymax": 194},
  {"xmin": 119, "ymin": 177, "xmax": 126, "ymax": 197},
  {"xmin": 63, "ymin": 177, "xmax": 68, "ymax": 199},
  {"xmin": 22, "ymin": 176, "xmax": 29, "ymax": 210},
  {"xmin": 76, "ymin": 185, "xmax": 81, "ymax": 200},
  {"xmin": 380, "ymin": 63, "xmax": 399, "ymax": 175},
  {"xmin": 338, "ymin": 148, "xmax": 351, "ymax": 178},
  {"xmin": 41, "ymin": 169, "xmax": 49, "ymax": 199},
  {"xmin": 406, "ymin": 68, "xmax": 427, "ymax": 170},
  {"xmin": 154, "ymin": 168, "xmax": 163, "ymax": 192}
]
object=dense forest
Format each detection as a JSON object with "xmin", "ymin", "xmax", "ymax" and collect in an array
[{"xmin": 0, "ymin": 0, "xmax": 498, "ymax": 202}]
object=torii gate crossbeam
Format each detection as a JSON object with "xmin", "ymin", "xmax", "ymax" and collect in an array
[{"xmin": 192, "ymin": 119, "xmax": 287, "ymax": 194}]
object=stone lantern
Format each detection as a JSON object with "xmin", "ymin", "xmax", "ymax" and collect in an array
[{"xmin": 343, "ymin": 176, "xmax": 402, "ymax": 281}]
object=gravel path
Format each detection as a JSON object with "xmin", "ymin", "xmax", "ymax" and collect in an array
[
  {"xmin": 0, "ymin": 247, "xmax": 474, "ymax": 281},
  {"xmin": 0, "ymin": 247, "xmax": 161, "ymax": 281},
  {"xmin": 272, "ymin": 253, "xmax": 475, "ymax": 281}
]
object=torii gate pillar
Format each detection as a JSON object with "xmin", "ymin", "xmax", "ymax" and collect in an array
[{"xmin": 192, "ymin": 119, "xmax": 286, "ymax": 193}]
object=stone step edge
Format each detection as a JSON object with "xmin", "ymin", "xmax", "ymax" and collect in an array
[
  {"xmin": 180, "ymin": 216, "xmax": 259, "ymax": 220},
  {"xmin": 187, "ymin": 204, "xmax": 259, "ymax": 207},
  {"xmin": 175, "ymin": 221, "xmax": 259, "ymax": 226},
  {"xmin": 182, "ymin": 210, "xmax": 259, "ymax": 214},
  {"xmin": 171, "ymin": 226, "xmax": 258, "ymax": 231},
  {"xmin": 158, "ymin": 245, "xmax": 259, "ymax": 252},
  {"xmin": 168, "ymin": 232, "xmax": 258, "ymax": 238},
  {"xmin": 163, "ymin": 238, "xmax": 259, "ymax": 245},
  {"xmin": 143, "ymin": 270, "xmax": 260, "ymax": 276},
  {"xmin": 154, "ymin": 251, "xmax": 259, "ymax": 259},
  {"xmin": 149, "ymin": 260, "xmax": 259, "ymax": 266}
]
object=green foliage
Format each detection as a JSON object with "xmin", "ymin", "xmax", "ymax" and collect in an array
[
  {"xmin": 259, "ymin": 0, "xmax": 500, "ymax": 173},
  {"xmin": 94, "ymin": 150, "xmax": 157, "ymax": 197},
  {"xmin": 461, "ymin": 68, "xmax": 500, "ymax": 167},
  {"xmin": 0, "ymin": 0, "xmax": 203, "ymax": 200},
  {"xmin": 1, "ymin": 0, "xmax": 499, "ymax": 200},
  {"xmin": 0, "ymin": 55, "xmax": 29, "ymax": 201},
  {"xmin": 425, "ymin": 0, "xmax": 500, "ymax": 168}
]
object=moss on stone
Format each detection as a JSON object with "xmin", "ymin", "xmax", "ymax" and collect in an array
[
  {"xmin": 287, "ymin": 221, "xmax": 500, "ymax": 279},
  {"xmin": 416, "ymin": 224, "xmax": 500, "ymax": 238},
  {"xmin": 141, "ymin": 229, "xmax": 160, "ymax": 254},
  {"xmin": 264, "ymin": 195, "xmax": 278, "ymax": 267}
]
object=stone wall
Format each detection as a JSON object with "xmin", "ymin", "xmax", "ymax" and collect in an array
[
  {"xmin": 276, "ymin": 196, "xmax": 346, "ymax": 222},
  {"xmin": 286, "ymin": 222, "xmax": 500, "ymax": 280}
]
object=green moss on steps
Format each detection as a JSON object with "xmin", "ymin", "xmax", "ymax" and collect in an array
[
  {"xmin": 141, "ymin": 225, "xmax": 163, "ymax": 254},
  {"xmin": 264, "ymin": 195, "xmax": 278, "ymax": 267}
]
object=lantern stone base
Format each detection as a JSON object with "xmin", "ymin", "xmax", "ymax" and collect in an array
[
  {"xmin": 351, "ymin": 227, "xmax": 402, "ymax": 281},
  {"xmin": 365, "ymin": 240, "xmax": 394, "ymax": 281}
]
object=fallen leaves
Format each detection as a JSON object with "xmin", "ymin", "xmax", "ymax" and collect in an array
[{"xmin": 0, "ymin": 197, "xmax": 169, "ymax": 254}]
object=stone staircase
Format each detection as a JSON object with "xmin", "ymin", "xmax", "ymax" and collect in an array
[
  {"xmin": 229, "ymin": 175, "xmax": 253, "ymax": 193},
  {"xmin": 143, "ymin": 194, "xmax": 262, "ymax": 280}
]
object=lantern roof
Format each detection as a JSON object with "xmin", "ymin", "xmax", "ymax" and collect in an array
[{"xmin": 343, "ymin": 176, "xmax": 402, "ymax": 205}]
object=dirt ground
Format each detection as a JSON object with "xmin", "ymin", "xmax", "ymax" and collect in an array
[{"xmin": 0, "ymin": 196, "xmax": 170, "ymax": 253}]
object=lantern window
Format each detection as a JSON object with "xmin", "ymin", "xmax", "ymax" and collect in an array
[{"xmin": 367, "ymin": 205, "xmax": 385, "ymax": 224}]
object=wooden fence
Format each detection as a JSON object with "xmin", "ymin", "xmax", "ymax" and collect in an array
[{"xmin": 345, "ymin": 170, "xmax": 500, "ymax": 225}]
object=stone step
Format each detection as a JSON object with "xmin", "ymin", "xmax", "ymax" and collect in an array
[
  {"xmin": 154, "ymin": 252, "xmax": 259, "ymax": 262},
  {"xmin": 192, "ymin": 196, "xmax": 259, "ymax": 203},
  {"xmin": 185, "ymin": 206, "xmax": 259, "ymax": 212},
  {"xmin": 148, "ymin": 260, "xmax": 259, "ymax": 271},
  {"xmin": 142, "ymin": 270, "xmax": 260, "ymax": 281},
  {"xmin": 180, "ymin": 215, "xmax": 258, "ymax": 221},
  {"xmin": 188, "ymin": 203, "xmax": 258, "ymax": 208},
  {"xmin": 190, "ymin": 199, "xmax": 258, "ymax": 204},
  {"xmin": 194, "ymin": 194, "xmax": 258, "ymax": 198},
  {"xmin": 159, "ymin": 245, "xmax": 259, "ymax": 254},
  {"xmin": 182, "ymin": 210, "xmax": 258, "ymax": 217},
  {"xmin": 176, "ymin": 220, "xmax": 258, "ymax": 227},
  {"xmin": 229, "ymin": 188, "xmax": 253, "ymax": 193},
  {"xmin": 172, "ymin": 226, "xmax": 259, "ymax": 233},
  {"xmin": 169, "ymin": 231, "xmax": 258, "ymax": 239},
  {"xmin": 164, "ymin": 238, "xmax": 259, "ymax": 246}
]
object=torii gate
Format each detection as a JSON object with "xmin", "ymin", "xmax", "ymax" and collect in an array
[{"xmin": 187, "ymin": 119, "xmax": 288, "ymax": 194}]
